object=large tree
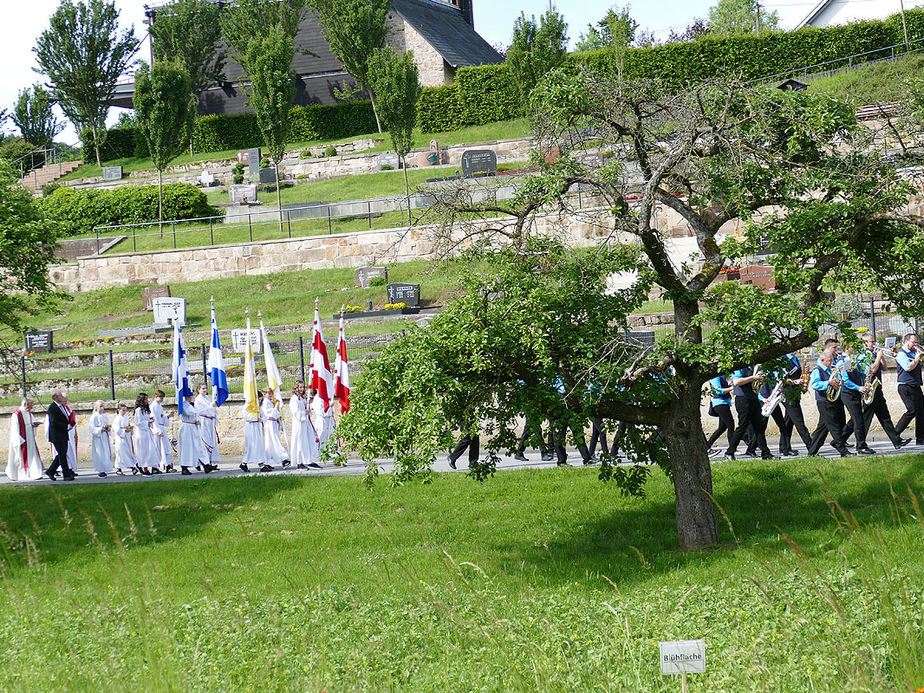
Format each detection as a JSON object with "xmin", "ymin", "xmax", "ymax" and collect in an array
[
  {"xmin": 149, "ymin": 0, "xmax": 226, "ymax": 154},
  {"xmin": 33, "ymin": 0, "xmax": 138, "ymax": 167},
  {"xmin": 11, "ymin": 85, "xmax": 64, "ymax": 151},
  {"xmin": 338, "ymin": 67, "xmax": 924, "ymax": 550},
  {"xmin": 368, "ymin": 47, "xmax": 422, "ymax": 225},
  {"xmin": 219, "ymin": 0, "xmax": 306, "ymax": 60},
  {"xmin": 312, "ymin": 0, "xmax": 390, "ymax": 133},
  {"xmin": 505, "ymin": 9, "xmax": 568, "ymax": 107},
  {"xmin": 244, "ymin": 25, "xmax": 296, "ymax": 233},
  {"xmin": 133, "ymin": 60, "xmax": 195, "ymax": 235},
  {"xmin": 708, "ymin": 0, "xmax": 779, "ymax": 34}
]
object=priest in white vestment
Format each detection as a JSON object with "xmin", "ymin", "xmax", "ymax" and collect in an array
[{"xmin": 6, "ymin": 399, "xmax": 44, "ymax": 481}]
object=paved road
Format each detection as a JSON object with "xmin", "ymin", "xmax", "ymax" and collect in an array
[{"xmin": 2, "ymin": 433, "xmax": 919, "ymax": 487}]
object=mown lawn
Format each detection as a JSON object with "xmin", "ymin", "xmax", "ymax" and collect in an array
[
  {"xmin": 808, "ymin": 53, "xmax": 924, "ymax": 105},
  {"xmin": 59, "ymin": 118, "xmax": 532, "ymax": 183},
  {"xmin": 0, "ymin": 456, "xmax": 921, "ymax": 690}
]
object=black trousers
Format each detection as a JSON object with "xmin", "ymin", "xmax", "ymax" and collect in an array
[
  {"xmin": 726, "ymin": 397, "xmax": 770, "ymax": 456},
  {"xmin": 782, "ymin": 399, "xmax": 813, "ymax": 449},
  {"xmin": 766, "ymin": 404, "xmax": 793, "ymax": 453},
  {"xmin": 862, "ymin": 385, "xmax": 903, "ymax": 445},
  {"xmin": 808, "ymin": 398, "xmax": 848, "ymax": 455},
  {"xmin": 706, "ymin": 403, "xmax": 735, "ymax": 448},
  {"xmin": 516, "ymin": 416, "xmax": 548, "ymax": 455},
  {"xmin": 588, "ymin": 417, "xmax": 607, "ymax": 457},
  {"xmin": 47, "ymin": 439, "xmax": 71, "ymax": 477},
  {"xmin": 610, "ymin": 421, "xmax": 630, "ymax": 457},
  {"xmin": 895, "ymin": 384, "xmax": 924, "ymax": 443},
  {"xmin": 449, "ymin": 435, "xmax": 479, "ymax": 465},
  {"xmin": 552, "ymin": 423, "xmax": 590, "ymax": 463},
  {"xmin": 840, "ymin": 389, "xmax": 868, "ymax": 448}
]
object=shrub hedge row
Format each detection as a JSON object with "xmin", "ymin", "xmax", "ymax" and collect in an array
[
  {"xmin": 416, "ymin": 9, "xmax": 924, "ymax": 132},
  {"xmin": 40, "ymin": 183, "xmax": 220, "ymax": 235},
  {"xmin": 80, "ymin": 127, "xmax": 149, "ymax": 162}
]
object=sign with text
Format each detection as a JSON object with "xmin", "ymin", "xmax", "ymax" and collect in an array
[
  {"xmin": 152, "ymin": 297, "xmax": 187, "ymax": 326},
  {"xmin": 461, "ymin": 149, "xmax": 497, "ymax": 177},
  {"xmin": 659, "ymin": 639, "xmax": 706, "ymax": 675},
  {"xmin": 25, "ymin": 331, "xmax": 54, "ymax": 353},
  {"xmin": 103, "ymin": 166, "xmax": 123, "ymax": 181},
  {"xmin": 231, "ymin": 328, "xmax": 262, "ymax": 354},
  {"xmin": 386, "ymin": 283, "xmax": 420, "ymax": 307}
]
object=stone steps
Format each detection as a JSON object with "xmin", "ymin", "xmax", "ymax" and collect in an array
[{"xmin": 20, "ymin": 160, "xmax": 83, "ymax": 190}]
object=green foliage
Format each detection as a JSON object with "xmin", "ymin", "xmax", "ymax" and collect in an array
[
  {"xmin": 39, "ymin": 183, "xmax": 219, "ymax": 235},
  {"xmin": 456, "ymin": 64, "xmax": 524, "ymax": 127},
  {"xmin": 0, "ymin": 161, "xmax": 60, "ymax": 335},
  {"xmin": 575, "ymin": 4, "xmax": 638, "ymax": 52},
  {"xmin": 11, "ymin": 85, "xmax": 63, "ymax": 149},
  {"xmin": 0, "ymin": 138, "xmax": 39, "ymax": 164},
  {"xmin": 41, "ymin": 181, "xmax": 61, "ymax": 197},
  {"xmin": 219, "ymin": 0, "xmax": 305, "ymax": 60},
  {"xmin": 232, "ymin": 162, "xmax": 244, "ymax": 184},
  {"xmin": 80, "ymin": 126, "xmax": 148, "ymax": 162},
  {"xmin": 369, "ymin": 47, "xmax": 421, "ymax": 160},
  {"xmin": 324, "ymin": 145, "xmax": 337, "ymax": 157},
  {"xmin": 149, "ymin": 0, "xmax": 226, "ymax": 97},
  {"xmin": 809, "ymin": 53, "xmax": 924, "ymax": 105},
  {"xmin": 505, "ymin": 9, "xmax": 569, "ymax": 105},
  {"xmin": 34, "ymin": 0, "xmax": 139, "ymax": 167},
  {"xmin": 416, "ymin": 83, "xmax": 461, "ymax": 133},
  {"xmin": 244, "ymin": 25, "xmax": 296, "ymax": 166},
  {"xmin": 708, "ymin": 0, "xmax": 780, "ymax": 35},
  {"xmin": 368, "ymin": 276, "xmax": 386, "ymax": 287}
]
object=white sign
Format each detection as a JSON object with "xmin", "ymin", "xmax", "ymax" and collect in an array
[
  {"xmin": 659, "ymin": 639, "xmax": 706, "ymax": 675},
  {"xmin": 231, "ymin": 328, "xmax": 262, "ymax": 354},
  {"xmin": 152, "ymin": 297, "xmax": 187, "ymax": 326}
]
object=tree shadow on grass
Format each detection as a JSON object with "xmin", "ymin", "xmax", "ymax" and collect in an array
[{"xmin": 486, "ymin": 455, "xmax": 924, "ymax": 591}]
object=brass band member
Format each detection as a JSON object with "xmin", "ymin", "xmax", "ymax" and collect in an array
[
  {"xmin": 724, "ymin": 364, "xmax": 773, "ymax": 460},
  {"xmin": 839, "ymin": 342, "xmax": 875, "ymax": 455},
  {"xmin": 807, "ymin": 352, "xmax": 854, "ymax": 457},
  {"xmin": 894, "ymin": 332, "xmax": 924, "ymax": 445},
  {"xmin": 858, "ymin": 334, "xmax": 910, "ymax": 449}
]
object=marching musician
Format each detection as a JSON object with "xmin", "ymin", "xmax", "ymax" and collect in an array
[
  {"xmin": 838, "ymin": 342, "xmax": 875, "ymax": 455},
  {"xmin": 724, "ymin": 363, "xmax": 773, "ymax": 460},
  {"xmin": 705, "ymin": 374, "xmax": 735, "ymax": 457},
  {"xmin": 758, "ymin": 357, "xmax": 808, "ymax": 458},
  {"xmin": 859, "ymin": 334, "xmax": 910, "ymax": 449},
  {"xmin": 806, "ymin": 351, "xmax": 854, "ymax": 457},
  {"xmin": 894, "ymin": 333, "xmax": 924, "ymax": 445},
  {"xmin": 779, "ymin": 353, "xmax": 814, "ymax": 454}
]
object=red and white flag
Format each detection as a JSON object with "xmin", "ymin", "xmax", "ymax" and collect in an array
[
  {"xmin": 310, "ymin": 298, "xmax": 334, "ymax": 412},
  {"xmin": 334, "ymin": 309, "xmax": 350, "ymax": 413}
]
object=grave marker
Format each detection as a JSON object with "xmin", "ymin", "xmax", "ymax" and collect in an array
[
  {"xmin": 25, "ymin": 331, "xmax": 54, "ymax": 353},
  {"xmin": 229, "ymin": 183, "xmax": 259, "ymax": 204},
  {"xmin": 355, "ymin": 266, "xmax": 388, "ymax": 288},
  {"xmin": 247, "ymin": 147, "xmax": 261, "ymax": 181},
  {"xmin": 461, "ymin": 149, "xmax": 497, "ymax": 177},
  {"xmin": 103, "ymin": 166, "xmax": 123, "ymax": 181},
  {"xmin": 231, "ymin": 328, "xmax": 262, "ymax": 354},
  {"xmin": 152, "ymin": 297, "xmax": 187, "ymax": 326},
  {"xmin": 386, "ymin": 283, "xmax": 420, "ymax": 307}
]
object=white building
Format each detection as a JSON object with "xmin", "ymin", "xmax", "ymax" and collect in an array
[{"xmin": 796, "ymin": 0, "xmax": 924, "ymax": 30}]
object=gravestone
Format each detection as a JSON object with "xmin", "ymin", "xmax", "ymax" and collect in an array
[
  {"xmin": 103, "ymin": 166, "xmax": 123, "ymax": 181},
  {"xmin": 355, "ymin": 266, "xmax": 388, "ymax": 288},
  {"xmin": 142, "ymin": 285, "xmax": 171, "ymax": 310},
  {"xmin": 25, "ymin": 331, "xmax": 54, "ymax": 353},
  {"xmin": 247, "ymin": 147, "xmax": 261, "ymax": 182},
  {"xmin": 198, "ymin": 168, "xmax": 215, "ymax": 186},
  {"xmin": 386, "ymin": 283, "xmax": 420, "ymax": 307},
  {"xmin": 461, "ymin": 149, "xmax": 497, "ymax": 177},
  {"xmin": 231, "ymin": 328, "xmax": 262, "ymax": 354},
  {"xmin": 259, "ymin": 166, "xmax": 276, "ymax": 184},
  {"xmin": 427, "ymin": 139, "xmax": 439, "ymax": 165},
  {"xmin": 229, "ymin": 183, "xmax": 258, "ymax": 204},
  {"xmin": 376, "ymin": 152, "xmax": 399, "ymax": 169},
  {"xmin": 152, "ymin": 297, "xmax": 187, "ymax": 326},
  {"xmin": 237, "ymin": 150, "xmax": 250, "ymax": 164}
]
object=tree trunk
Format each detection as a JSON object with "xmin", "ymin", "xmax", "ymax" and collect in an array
[
  {"xmin": 369, "ymin": 92, "xmax": 382, "ymax": 134},
  {"xmin": 663, "ymin": 382, "xmax": 720, "ymax": 550},
  {"xmin": 91, "ymin": 123, "xmax": 102, "ymax": 168},
  {"xmin": 274, "ymin": 161, "xmax": 283, "ymax": 233},
  {"xmin": 158, "ymin": 169, "xmax": 164, "ymax": 238},
  {"xmin": 402, "ymin": 155, "xmax": 412, "ymax": 225}
]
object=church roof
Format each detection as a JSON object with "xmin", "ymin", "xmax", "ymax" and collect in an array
[{"xmin": 391, "ymin": 0, "xmax": 503, "ymax": 68}]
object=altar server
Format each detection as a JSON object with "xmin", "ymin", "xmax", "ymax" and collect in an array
[
  {"xmin": 88, "ymin": 400, "xmax": 114, "ymax": 477},
  {"xmin": 113, "ymin": 403, "xmax": 135, "ymax": 476}
]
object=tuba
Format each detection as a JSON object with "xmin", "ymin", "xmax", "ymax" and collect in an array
[{"xmin": 826, "ymin": 362, "xmax": 845, "ymax": 402}]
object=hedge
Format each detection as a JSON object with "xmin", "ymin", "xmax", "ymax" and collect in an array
[
  {"xmin": 80, "ymin": 127, "xmax": 149, "ymax": 162},
  {"xmin": 417, "ymin": 9, "xmax": 924, "ymax": 133},
  {"xmin": 40, "ymin": 183, "xmax": 220, "ymax": 236}
]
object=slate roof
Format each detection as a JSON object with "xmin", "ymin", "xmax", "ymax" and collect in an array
[{"xmin": 391, "ymin": 0, "xmax": 503, "ymax": 68}]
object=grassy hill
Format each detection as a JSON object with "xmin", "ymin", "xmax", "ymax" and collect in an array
[
  {"xmin": 807, "ymin": 53, "xmax": 924, "ymax": 104},
  {"xmin": 0, "ymin": 457, "xmax": 920, "ymax": 689}
]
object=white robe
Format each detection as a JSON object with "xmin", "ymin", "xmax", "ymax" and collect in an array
[
  {"xmin": 6, "ymin": 408, "xmax": 44, "ymax": 481},
  {"xmin": 150, "ymin": 400, "xmax": 173, "ymax": 469},
  {"xmin": 261, "ymin": 399, "xmax": 288, "ymax": 465},
  {"xmin": 289, "ymin": 395, "xmax": 319, "ymax": 466},
  {"xmin": 310, "ymin": 396, "xmax": 337, "ymax": 453},
  {"xmin": 177, "ymin": 406, "xmax": 208, "ymax": 468},
  {"xmin": 113, "ymin": 413, "xmax": 135, "ymax": 470},
  {"xmin": 133, "ymin": 407, "xmax": 159, "ymax": 468},
  {"xmin": 89, "ymin": 412, "xmax": 114, "ymax": 474},
  {"xmin": 242, "ymin": 405, "xmax": 265, "ymax": 465},
  {"xmin": 195, "ymin": 394, "xmax": 221, "ymax": 463},
  {"xmin": 64, "ymin": 405, "xmax": 78, "ymax": 473}
]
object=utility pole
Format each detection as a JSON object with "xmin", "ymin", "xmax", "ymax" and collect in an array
[{"xmin": 899, "ymin": 0, "xmax": 910, "ymax": 52}]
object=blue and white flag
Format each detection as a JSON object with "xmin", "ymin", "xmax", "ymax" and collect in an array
[
  {"xmin": 172, "ymin": 323, "xmax": 193, "ymax": 414},
  {"xmin": 208, "ymin": 302, "xmax": 229, "ymax": 407}
]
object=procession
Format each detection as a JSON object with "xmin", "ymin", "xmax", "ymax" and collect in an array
[{"xmin": 6, "ymin": 298, "xmax": 351, "ymax": 482}]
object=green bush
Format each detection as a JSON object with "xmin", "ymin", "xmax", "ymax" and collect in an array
[
  {"xmin": 232, "ymin": 162, "xmax": 245, "ymax": 184},
  {"xmin": 417, "ymin": 83, "xmax": 461, "ymax": 132},
  {"xmin": 41, "ymin": 181, "xmax": 61, "ymax": 197},
  {"xmin": 456, "ymin": 64, "xmax": 523, "ymax": 127},
  {"xmin": 80, "ymin": 127, "xmax": 149, "ymax": 162},
  {"xmin": 40, "ymin": 183, "xmax": 220, "ymax": 235},
  {"xmin": 368, "ymin": 276, "xmax": 387, "ymax": 287},
  {"xmin": 324, "ymin": 145, "xmax": 338, "ymax": 157}
]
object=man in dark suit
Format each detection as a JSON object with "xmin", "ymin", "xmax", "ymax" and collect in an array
[{"xmin": 46, "ymin": 390, "xmax": 74, "ymax": 480}]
